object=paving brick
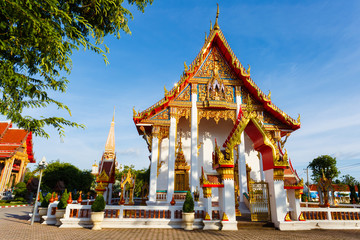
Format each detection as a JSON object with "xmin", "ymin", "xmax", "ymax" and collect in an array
[{"xmin": 1, "ymin": 207, "xmax": 360, "ymax": 240}]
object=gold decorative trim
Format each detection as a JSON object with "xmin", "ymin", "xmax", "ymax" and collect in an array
[
  {"xmin": 202, "ymin": 187, "xmax": 212, "ymax": 198},
  {"xmin": 295, "ymin": 189, "xmax": 302, "ymax": 199},
  {"xmin": 198, "ymin": 109, "xmax": 236, "ymax": 125},
  {"xmin": 191, "ymin": 83, "xmax": 197, "ymax": 95},
  {"xmin": 273, "ymin": 169, "xmax": 284, "ymax": 181}
]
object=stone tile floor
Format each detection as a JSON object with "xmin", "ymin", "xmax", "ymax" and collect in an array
[{"xmin": 1, "ymin": 207, "xmax": 359, "ymax": 240}]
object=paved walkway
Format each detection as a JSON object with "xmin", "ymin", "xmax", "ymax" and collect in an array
[{"xmin": 1, "ymin": 207, "xmax": 360, "ymax": 240}]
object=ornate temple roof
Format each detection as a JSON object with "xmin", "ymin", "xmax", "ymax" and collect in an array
[
  {"xmin": 0, "ymin": 121, "xmax": 34, "ymax": 162},
  {"xmin": 133, "ymin": 6, "xmax": 300, "ymax": 132},
  {"xmin": 96, "ymin": 111, "xmax": 117, "ymax": 184}
]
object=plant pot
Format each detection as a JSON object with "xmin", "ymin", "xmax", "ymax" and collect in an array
[
  {"xmin": 38, "ymin": 207, "xmax": 48, "ymax": 222},
  {"xmin": 55, "ymin": 209, "xmax": 65, "ymax": 226},
  {"xmin": 182, "ymin": 212, "xmax": 195, "ymax": 231},
  {"xmin": 91, "ymin": 211, "xmax": 104, "ymax": 230}
]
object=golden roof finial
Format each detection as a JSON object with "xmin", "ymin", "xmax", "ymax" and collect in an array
[
  {"xmin": 210, "ymin": 20, "xmax": 212, "ymax": 31},
  {"xmin": 105, "ymin": 110, "xmax": 115, "ymax": 154},
  {"xmin": 184, "ymin": 61, "xmax": 188, "ymax": 71},
  {"xmin": 214, "ymin": 3, "xmax": 220, "ymax": 30}
]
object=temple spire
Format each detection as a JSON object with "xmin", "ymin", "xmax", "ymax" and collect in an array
[
  {"xmin": 105, "ymin": 108, "xmax": 115, "ymax": 154},
  {"xmin": 214, "ymin": 3, "xmax": 220, "ymax": 30}
]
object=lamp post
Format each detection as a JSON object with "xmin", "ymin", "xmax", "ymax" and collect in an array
[{"xmin": 31, "ymin": 156, "xmax": 48, "ymax": 225}]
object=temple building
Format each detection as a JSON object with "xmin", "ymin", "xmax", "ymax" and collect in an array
[
  {"xmin": 0, "ymin": 121, "xmax": 34, "ymax": 198},
  {"xmin": 133, "ymin": 6, "xmax": 303, "ymax": 230},
  {"xmin": 94, "ymin": 112, "xmax": 118, "ymax": 204}
]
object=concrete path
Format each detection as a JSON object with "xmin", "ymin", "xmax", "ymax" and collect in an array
[{"xmin": 1, "ymin": 206, "xmax": 359, "ymax": 240}]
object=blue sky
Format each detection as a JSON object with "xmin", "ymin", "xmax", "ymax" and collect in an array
[{"xmin": 24, "ymin": 1, "xmax": 360, "ymax": 182}]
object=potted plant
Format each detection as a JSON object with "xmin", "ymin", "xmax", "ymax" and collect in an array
[
  {"xmin": 182, "ymin": 191, "xmax": 195, "ymax": 230},
  {"xmin": 38, "ymin": 193, "xmax": 51, "ymax": 221},
  {"xmin": 91, "ymin": 194, "xmax": 106, "ymax": 230},
  {"xmin": 55, "ymin": 189, "xmax": 69, "ymax": 226}
]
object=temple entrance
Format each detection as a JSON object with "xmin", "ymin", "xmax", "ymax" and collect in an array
[{"xmin": 248, "ymin": 180, "xmax": 270, "ymax": 221}]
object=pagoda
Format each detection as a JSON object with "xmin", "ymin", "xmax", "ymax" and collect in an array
[
  {"xmin": 0, "ymin": 121, "xmax": 34, "ymax": 197},
  {"xmin": 133, "ymin": 5, "xmax": 303, "ymax": 229},
  {"xmin": 95, "ymin": 111, "xmax": 117, "ymax": 204}
]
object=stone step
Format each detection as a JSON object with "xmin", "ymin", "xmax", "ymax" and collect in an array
[{"xmin": 237, "ymin": 220, "xmax": 275, "ymax": 230}]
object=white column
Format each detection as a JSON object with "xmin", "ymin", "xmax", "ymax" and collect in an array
[
  {"xmin": 190, "ymin": 84, "xmax": 198, "ymax": 193},
  {"xmin": 288, "ymin": 189, "xmax": 301, "ymax": 221},
  {"xmin": 107, "ymin": 183, "xmax": 113, "ymax": 204},
  {"xmin": 259, "ymin": 153, "xmax": 265, "ymax": 181},
  {"xmin": 235, "ymin": 86, "xmax": 247, "ymax": 202},
  {"xmin": 265, "ymin": 169, "xmax": 288, "ymax": 227},
  {"xmin": 238, "ymin": 135, "xmax": 247, "ymax": 202},
  {"xmin": 167, "ymin": 110, "xmax": 177, "ymax": 202},
  {"xmin": 148, "ymin": 131, "xmax": 159, "ymax": 203},
  {"xmin": 204, "ymin": 196, "xmax": 212, "ymax": 216},
  {"xmin": 223, "ymin": 179, "xmax": 236, "ymax": 221}
]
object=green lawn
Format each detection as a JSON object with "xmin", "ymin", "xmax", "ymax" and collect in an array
[{"xmin": 0, "ymin": 201, "xmax": 29, "ymax": 206}]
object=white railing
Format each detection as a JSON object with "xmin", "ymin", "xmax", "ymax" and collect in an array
[
  {"xmin": 60, "ymin": 204, "xmax": 206, "ymax": 228},
  {"xmin": 300, "ymin": 207, "xmax": 360, "ymax": 221}
]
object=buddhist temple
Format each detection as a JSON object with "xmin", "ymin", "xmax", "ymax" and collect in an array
[
  {"xmin": 133, "ymin": 5, "xmax": 303, "ymax": 229},
  {"xmin": 0, "ymin": 121, "xmax": 34, "ymax": 198},
  {"xmin": 95, "ymin": 111, "xmax": 118, "ymax": 204}
]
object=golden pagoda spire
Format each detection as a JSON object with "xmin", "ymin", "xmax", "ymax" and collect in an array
[
  {"xmin": 105, "ymin": 108, "xmax": 115, "ymax": 155},
  {"xmin": 214, "ymin": 3, "xmax": 220, "ymax": 30}
]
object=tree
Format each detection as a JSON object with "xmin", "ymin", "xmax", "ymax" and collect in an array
[
  {"xmin": 0, "ymin": 0, "xmax": 153, "ymax": 138},
  {"xmin": 308, "ymin": 155, "xmax": 340, "ymax": 182},
  {"xmin": 13, "ymin": 182, "xmax": 27, "ymax": 201},
  {"xmin": 340, "ymin": 174, "xmax": 358, "ymax": 186},
  {"xmin": 42, "ymin": 161, "xmax": 95, "ymax": 193}
]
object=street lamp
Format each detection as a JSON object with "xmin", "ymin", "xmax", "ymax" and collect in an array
[{"xmin": 31, "ymin": 156, "xmax": 48, "ymax": 225}]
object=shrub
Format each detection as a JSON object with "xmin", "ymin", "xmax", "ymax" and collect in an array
[
  {"xmin": 182, "ymin": 191, "xmax": 194, "ymax": 213},
  {"xmin": 41, "ymin": 193, "xmax": 52, "ymax": 208},
  {"xmin": 13, "ymin": 182, "xmax": 27, "ymax": 199},
  {"xmin": 14, "ymin": 197, "xmax": 26, "ymax": 202},
  {"xmin": 91, "ymin": 194, "xmax": 106, "ymax": 212},
  {"xmin": 57, "ymin": 189, "xmax": 69, "ymax": 209}
]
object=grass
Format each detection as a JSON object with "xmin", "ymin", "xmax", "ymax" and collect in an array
[{"xmin": 0, "ymin": 201, "xmax": 29, "ymax": 206}]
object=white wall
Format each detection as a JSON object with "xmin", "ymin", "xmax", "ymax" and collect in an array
[{"xmin": 244, "ymin": 133, "xmax": 262, "ymax": 181}]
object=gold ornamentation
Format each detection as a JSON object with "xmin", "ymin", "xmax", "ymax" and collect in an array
[
  {"xmin": 267, "ymin": 90, "xmax": 271, "ymax": 101},
  {"xmin": 295, "ymin": 189, "xmax": 301, "ymax": 199},
  {"xmin": 298, "ymin": 212, "xmax": 305, "ymax": 221},
  {"xmin": 204, "ymin": 212, "xmax": 211, "ymax": 220},
  {"xmin": 97, "ymin": 170, "xmax": 110, "ymax": 182},
  {"xmin": 222, "ymin": 212, "xmax": 229, "ymax": 221},
  {"xmin": 198, "ymin": 109, "xmax": 236, "ymax": 125},
  {"xmin": 164, "ymin": 85, "xmax": 168, "ymax": 96},
  {"xmin": 273, "ymin": 168, "xmax": 284, "ymax": 181},
  {"xmin": 175, "ymin": 85, "xmax": 191, "ymax": 101},
  {"xmin": 151, "ymin": 108, "xmax": 170, "ymax": 121},
  {"xmin": 246, "ymin": 64, "xmax": 251, "ymax": 75},
  {"xmin": 191, "ymin": 83, "xmax": 197, "ymax": 95},
  {"xmin": 217, "ymin": 168, "xmax": 234, "ymax": 180},
  {"xmin": 184, "ymin": 61, "xmax": 188, "ymax": 72},
  {"xmin": 202, "ymin": 187, "xmax": 212, "ymax": 198},
  {"xmin": 133, "ymin": 107, "xmax": 137, "ymax": 117},
  {"xmin": 170, "ymin": 107, "xmax": 177, "ymax": 118},
  {"xmin": 174, "ymin": 137, "xmax": 190, "ymax": 191},
  {"xmin": 195, "ymin": 46, "xmax": 237, "ymax": 79},
  {"xmin": 284, "ymin": 212, "xmax": 291, "ymax": 221},
  {"xmin": 297, "ymin": 114, "xmax": 301, "ymax": 124}
]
